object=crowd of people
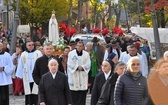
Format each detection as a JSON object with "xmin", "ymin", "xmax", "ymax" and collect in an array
[{"xmin": 0, "ymin": 30, "xmax": 168, "ymax": 105}]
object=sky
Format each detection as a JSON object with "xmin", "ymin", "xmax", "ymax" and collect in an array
[
  {"xmin": 99, "ymin": 0, "xmax": 119, "ymax": 4},
  {"xmin": 99, "ymin": 0, "xmax": 106, "ymax": 3}
]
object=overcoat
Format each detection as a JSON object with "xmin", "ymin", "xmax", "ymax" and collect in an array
[
  {"xmin": 97, "ymin": 73, "xmax": 119, "ymax": 105},
  {"xmin": 148, "ymin": 71, "xmax": 168, "ymax": 105},
  {"xmin": 91, "ymin": 72, "xmax": 112, "ymax": 105},
  {"xmin": 39, "ymin": 71, "xmax": 72, "ymax": 105}
]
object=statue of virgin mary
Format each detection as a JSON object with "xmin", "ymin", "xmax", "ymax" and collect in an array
[{"xmin": 49, "ymin": 10, "xmax": 59, "ymax": 45}]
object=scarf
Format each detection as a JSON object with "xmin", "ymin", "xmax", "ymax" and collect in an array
[
  {"xmin": 90, "ymin": 50, "xmax": 98, "ymax": 77},
  {"xmin": 131, "ymin": 72, "xmax": 141, "ymax": 80}
]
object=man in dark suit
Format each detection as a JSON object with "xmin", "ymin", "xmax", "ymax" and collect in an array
[
  {"xmin": 39, "ymin": 59, "xmax": 72, "ymax": 105},
  {"xmin": 91, "ymin": 59, "xmax": 114, "ymax": 105},
  {"xmin": 33, "ymin": 42, "xmax": 64, "ymax": 85}
]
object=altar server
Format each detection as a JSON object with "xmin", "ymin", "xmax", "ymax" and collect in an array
[
  {"xmin": 16, "ymin": 41, "xmax": 42, "ymax": 105},
  {"xmin": 0, "ymin": 42, "xmax": 13, "ymax": 105}
]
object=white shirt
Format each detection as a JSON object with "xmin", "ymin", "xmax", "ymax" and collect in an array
[
  {"xmin": 103, "ymin": 50, "xmax": 108, "ymax": 61},
  {"xmin": 50, "ymin": 71, "xmax": 57, "ymax": 79},
  {"xmin": 104, "ymin": 70, "xmax": 111, "ymax": 80}
]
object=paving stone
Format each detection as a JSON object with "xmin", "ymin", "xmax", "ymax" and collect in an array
[{"xmin": 10, "ymin": 94, "xmax": 91, "ymax": 105}]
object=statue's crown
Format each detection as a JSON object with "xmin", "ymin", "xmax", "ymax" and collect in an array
[{"xmin": 52, "ymin": 10, "xmax": 55, "ymax": 14}]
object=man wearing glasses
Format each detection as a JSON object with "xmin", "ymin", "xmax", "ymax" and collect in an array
[{"xmin": 16, "ymin": 41, "xmax": 42, "ymax": 105}]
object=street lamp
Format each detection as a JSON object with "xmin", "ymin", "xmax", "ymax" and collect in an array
[
  {"xmin": 7, "ymin": 0, "xmax": 9, "ymax": 31},
  {"xmin": 9, "ymin": 0, "xmax": 20, "ymax": 55},
  {"xmin": 151, "ymin": 0, "xmax": 162, "ymax": 60},
  {"xmin": 136, "ymin": 0, "xmax": 142, "ymax": 27}
]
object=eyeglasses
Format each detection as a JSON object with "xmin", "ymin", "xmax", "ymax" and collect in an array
[{"xmin": 28, "ymin": 44, "xmax": 34, "ymax": 46}]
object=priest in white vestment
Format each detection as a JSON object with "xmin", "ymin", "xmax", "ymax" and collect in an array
[
  {"xmin": 67, "ymin": 41, "xmax": 91, "ymax": 105},
  {"xmin": 49, "ymin": 11, "xmax": 59, "ymax": 45},
  {"xmin": 0, "ymin": 42, "xmax": 13, "ymax": 105},
  {"xmin": 119, "ymin": 45, "xmax": 148, "ymax": 77},
  {"xmin": 16, "ymin": 41, "xmax": 42, "ymax": 105}
]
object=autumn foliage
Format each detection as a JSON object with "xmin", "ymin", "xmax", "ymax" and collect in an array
[{"xmin": 144, "ymin": 0, "xmax": 168, "ymax": 13}]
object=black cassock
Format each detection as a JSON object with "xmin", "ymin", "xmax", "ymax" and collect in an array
[
  {"xmin": 33, "ymin": 55, "xmax": 64, "ymax": 85},
  {"xmin": 39, "ymin": 71, "xmax": 72, "ymax": 105}
]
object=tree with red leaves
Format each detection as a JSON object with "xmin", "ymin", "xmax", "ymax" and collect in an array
[{"xmin": 144, "ymin": 0, "xmax": 168, "ymax": 28}]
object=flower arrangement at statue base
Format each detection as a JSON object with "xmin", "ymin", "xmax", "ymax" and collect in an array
[{"xmin": 52, "ymin": 37, "xmax": 67, "ymax": 56}]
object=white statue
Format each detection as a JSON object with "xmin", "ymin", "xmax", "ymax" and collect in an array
[{"xmin": 49, "ymin": 10, "xmax": 59, "ymax": 45}]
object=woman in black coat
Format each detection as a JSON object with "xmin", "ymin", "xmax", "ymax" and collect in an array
[
  {"xmin": 114, "ymin": 56, "xmax": 148, "ymax": 105},
  {"xmin": 39, "ymin": 59, "xmax": 72, "ymax": 105},
  {"xmin": 97, "ymin": 62, "xmax": 126, "ymax": 105},
  {"xmin": 91, "ymin": 59, "xmax": 114, "ymax": 105}
]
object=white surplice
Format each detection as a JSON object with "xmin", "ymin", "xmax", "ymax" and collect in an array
[
  {"xmin": 16, "ymin": 50, "xmax": 42, "ymax": 95},
  {"xmin": 0, "ymin": 52, "xmax": 13, "ymax": 86},
  {"xmin": 11, "ymin": 53, "xmax": 21, "ymax": 79},
  {"xmin": 121, "ymin": 53, "xmax": 148, "ymax": 77},
  {"xmin": 67, "ymin": 50, "xmax": 91, "ymax": 91}
]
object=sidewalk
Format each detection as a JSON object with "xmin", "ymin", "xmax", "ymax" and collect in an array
[
  {"xmin": 10, "ymin": 95, "xmax": 24, "ymax": 105},
  {"xmin": 10, "ymin": 94, "xmax": 91, "ymax": 105}
]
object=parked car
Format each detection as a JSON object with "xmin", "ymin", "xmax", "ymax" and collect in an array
[{"xmin": 70, "ymin": 33, "xmax": 106, "ymax": 45}]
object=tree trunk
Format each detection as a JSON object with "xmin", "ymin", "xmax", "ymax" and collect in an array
[
  {"xmin": 77, "ymin": 0, "xmax": 83, "ymax": 32},
  {"xmin": 102, "ymin": 17, "xmax": 105, "ymax": 29},
  {"xmin": 160, "ymin": 8, "xmax": 165, "ymax": 28},
  {"xmin": 68, "ymin": 0, "xmax": 73, "ymax": 27},
  {"xmin": 108, "ymin": 4, "xmax": 112, "ymax": 21},
  {"xmin": 93, "ymin": 5, "xmax": 97, "ymax": 28},
  {"xmin": 115, "ymin": 10, "xmax": 121, "ymax": 27},
  {"xmin": 41, "ymin": 22, "xmax": 48, "ymax": 35}
]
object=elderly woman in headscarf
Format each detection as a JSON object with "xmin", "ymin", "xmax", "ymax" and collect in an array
[
  {"xmin": 114, "ymin": 56, "xmax": 148, "ymax": 105},
  {"xmin": 97, "ymin": 61, "xmax": 126, "ymax": 105},
  {"xmin": 103, "ymin": 43, "xmax": 119, "ymax": 63},
  {"xmin": 148, "ymin": 58, "xmax": 168, "ymax": 105},
  {"xmin": 107, "ymin": 52, "xmax": 118, "ymax": 64},
  {"xmin": 91, "ymin": 59, "xmax": 114, "ymax": 105}
]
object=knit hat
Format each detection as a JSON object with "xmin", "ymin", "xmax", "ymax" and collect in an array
[
  {"xmin": 105, "ymin": 59, "xmax": 114, "ymax": 71},
  {"xmin": 134, "ymin": 42, "xmax": 140, "ymax": 50},
  {"xmin": 108, "ymin": 52, "xmax": 116, "ymax": 60}
]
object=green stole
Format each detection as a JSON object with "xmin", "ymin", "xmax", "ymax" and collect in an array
[{"xmin": 90, "ymin": 50, "xmax": 98, "ymax": 77}]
